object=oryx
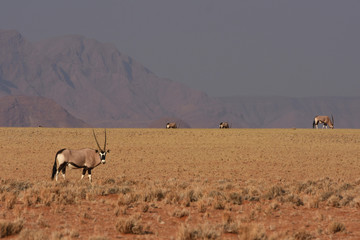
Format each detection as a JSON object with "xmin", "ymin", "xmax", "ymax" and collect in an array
[
  {"xmin": 313, "ymin": 115, "xmax": 334, "ymax": 129},
  {"xmin": 219, "ymin": 122, "xmax": 230, "ymax": 129},
  {"xmin": 166, "ymin": 122, "xmax": 177, "ymax": 129},
  {"xmin": 51, "ymin": 129, "xmax": 110, "ymax": 182}
]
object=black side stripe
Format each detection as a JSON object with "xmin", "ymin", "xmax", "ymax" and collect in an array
[{"xmin": 68, "ymin": 162, "xmax": 87, "ymax": 169}]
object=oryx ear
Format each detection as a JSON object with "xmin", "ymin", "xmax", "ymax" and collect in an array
[
  {"xmin": 107, "ymin": 149, "xmax": 110, "ymax": 153},
  {"xmin": 95, "ymin": 149, "xmax": 99, "ymax": 153}
]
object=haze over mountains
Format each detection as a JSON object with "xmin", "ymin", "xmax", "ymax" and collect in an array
[{"xmin": 0, "ymin": 29, "xmax": 359, "ymax": 128}]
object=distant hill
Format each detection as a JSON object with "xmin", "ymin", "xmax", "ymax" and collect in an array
[
  {"xmin": 217, "ymin": 96, "xmax": 360, "ymax": 128},
  {"xmin": 0, "ymin": 29, "xmax": 222, "ymax": 127},
  {"xmin": 0, "ymin": 29, "xmax": 359, "ymax": 128},
  {"xmin": 0, "ymin": 96, "xmax": 89, "ymax": 127}
]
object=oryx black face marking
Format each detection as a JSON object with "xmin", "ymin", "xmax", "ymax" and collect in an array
[
  {"xmin": 99, "ymin": 151, "xmax": 106, "ymax": 161},
  {"xmin": 51, "ymin": 129, "xmax": 110, "ymax": 183}
]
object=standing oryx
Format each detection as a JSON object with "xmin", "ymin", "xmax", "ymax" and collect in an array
[
  {"xmin": 219, "ymin": 122, "xmax": 230, "ymax": 129},
  {"xmin": 166, "ymin": 122, "xmax": 177, "ymax": 129},
  {"xmin": 313, "ymin": 115, "xmax": 334, "ymax": 129},
  {"xmin": 51, "ymin": 129, "xmax": 110, "ymax": 182}
]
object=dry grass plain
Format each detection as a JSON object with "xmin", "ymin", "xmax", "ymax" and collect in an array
[{"xmin": 0, "ymin": 127, "xmax": 360, "ymax": 239}]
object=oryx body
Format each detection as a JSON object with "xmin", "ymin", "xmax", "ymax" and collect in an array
[
  {"xmin": 51, "ymin": 130, "xmax": 109, "ymax": 182},
  {"xmin": 166, "ymin": 122, "xmax": 177, "ymax": 129},
  {"xmin": 219, "ymin": 122, "xmax": 230, "ymax": 129},
  {"xmin": 313, "ymin": 115, "xmax": 334, "ymax": 129}
]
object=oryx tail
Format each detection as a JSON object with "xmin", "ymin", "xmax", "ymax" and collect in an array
[{"xmin": 51, "ymin": 148, "xmax": 65, "ymax": 180}]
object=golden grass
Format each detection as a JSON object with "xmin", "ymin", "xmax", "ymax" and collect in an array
[{"xmin": 0, "ymin": 128, "xmax": 360, "ymax": 239}]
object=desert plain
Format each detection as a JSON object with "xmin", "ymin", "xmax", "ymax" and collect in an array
[{"xmin": 0, "ymin": 127, "xmax": 360, "ymax": 239}]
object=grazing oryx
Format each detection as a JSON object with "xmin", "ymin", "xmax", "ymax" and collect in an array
[
  {"xmin": 51, "ymin": 129, "xmax": 110, "ymax": 182},
  {"xmin": 313, "ymin": 115, "xmax": 334, "ymax": 129},
  {"xmin": 219, "ymin": 122, "xmax": 230, "ymax": 129},
  {"xmin": 166, "ymin": 122, "xmax": 177, "ymax": 129}
]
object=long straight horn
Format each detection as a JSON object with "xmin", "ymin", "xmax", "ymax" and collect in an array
[
  {"xmin": 104, "ymin": 129, "xmax": 107, "ymax": 151},
  {"xmin": 93, "ymin": 129, "xmax": 103, "ymax": 151}
]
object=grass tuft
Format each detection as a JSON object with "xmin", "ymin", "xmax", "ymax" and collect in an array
[
  {"xmin": 0, "ymin": 219, "xmax": 23, "ymax": 238},
  {"xmin": 328, "ymin": 221, "xmax": 346, "ymax": 234},
  {"xmin": 115, "ymin": 215, "xmax": 151, "ymax": 235}
]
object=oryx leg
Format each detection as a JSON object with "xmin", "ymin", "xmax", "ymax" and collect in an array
[
  {"xmin": 56, "ymin": 162, "xmax": 67, "ymax": 181},
  {"xmin": 81, "ymin": 168, "xmax": 87, "ymax": 180},
  {"xmin": 61, "ymin": 166, "xmax": 66, "ymax": 180},
  {"xmin": 88, "ymin": 169, "xmax": 92, "ymax": 183},
  {"xmin": 80, "ymin": 168, "xmax": 92, "ymax": 182}
]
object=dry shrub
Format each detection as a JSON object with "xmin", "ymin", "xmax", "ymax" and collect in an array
[
  {"xmin": 328, "ymin": 221, "xmax": 346, "ymax": 234},
  {"xmin": 117, "ymin": 193, "xmax": 139, "ymax": 206},
  {"xmin": 237, "ymin": 224, "xmax": 267, "ymax": 240},
  {"xmin": 339, "ymin": 183, "xmax": 353, "ymax": 191},
  {"xmin": 350, "ymin": 196, "xmax": 360, "ymax": 208},
  {"xmin": 0, "ymin": 180, "xmax": 33, "ymax": 194},
  {"xmin": 172, "ymin": 208, "xmax": 190, "ymax": 218},
  {"xmin": 115, "ymin": 214, "xmax": 151, "ymax": 235},
  {"xmin": 4, "ymin": 192, "xmax": 17, "ymax": 209},
  {"xmin": 339, "ymin": 194, "xmax": 354, "ymax": 207},
  {"xmin": 114, "ymin": 206, "xmax": 127, "ymax": 216},
  {"xmin": 287, "ymin": 194, "xmax": 304, "ymax": 206},
  {"xmin": 143, "ymin": 188, "xmax": 167, "ymax": 202},
  {"xmin": 141, "ymin": 204, "xmax": 149, "ymax": 213},
  {"xmin": 177, "ymin": 223, "xmax": 220, "ymax": 240},
  {"xmin": 36, "ymin": 214, "xmax": 50, "ymax": 228},
  {"xmin": 228, "ymin": 192, "xmax": 243, "ymax": 205},
  {"xmin": 89, "ymin": 236, "xmax": 110, "ymax": 240},
  {"xmin": 213, "ymin": 197, "xmax": 225, "ymax": 210},
  {"xmin": 197, "ymin": 199, "xmax": 208, "ymax": 213},
  {"xmin": 23, "ymin": 189, "xmax": 42, "ymax": 207},
  {"xmin": 18, "ymin": 229, "xmax": 48, "ymax": 240},
  {"xmin": 165, "ymin": 189, "xmax": 184, "ymax": 204},
  {"xmin": 187, "ymin": 188, "xmax": 203, "ymax": 203},
  {"xmin": 102, "ymin": 178, "xmax": 116, "ymax": 185},
  {"xmin": 320, "ymin": 191, "xmax": 333, "ymax": 201},
  {"xmin": 327, "ymin": 195, "xmax": 341, "ymax": 208},
  {"xmin": 242, "ymin": 187, "xmax": 260, "ymax": 202},
  {"xmin": 264, "ymin": 185, "xmax": 286, "ymax": 200},
  {"xmin": 308, "ymin": 197, "xmax": 320, "ymax": 208},
  {"xmin": 0, "ymin": 219, "xmax": 23, "ymax": 238},
  {"xmin": 296, "ymin": 180, "xmax": 318, "ymax": 195},
  {"xmin": 57, "ymin": 189, "xmax": 78, "ymax": 205},
  {"xmin": 222, "ymin": 213, "xmax": 239, "ymax": 234},
  {"xmin": 293, "ymin": 231, "xmax": 314, "ymax": 240}
]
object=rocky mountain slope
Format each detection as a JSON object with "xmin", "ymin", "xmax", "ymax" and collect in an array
[
  {"xmin": 0, "ymin": 29, "xmax": 221, "ymax": 127},
  {"xmin": 0, "ymin": 95, "xmax": 88, "ymax": 127},
  {"xmin": 0, "ymin": 29, "xmax": 359, "ymax": 128}
]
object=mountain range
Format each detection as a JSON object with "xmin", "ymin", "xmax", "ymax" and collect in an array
[{"xmin": 0, "ymin": 29, "xmax": 359, "ymax": 128}]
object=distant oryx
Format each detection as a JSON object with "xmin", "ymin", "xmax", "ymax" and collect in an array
[
  {"xmin": 313, "ymin": 115, "xmax": 334, "ymax": 129},
  {"xmin": 51, "ymin": 129, "xmax": 110, "ymax": 182},
  {"xmin": 166, "ymin": 122, "xmax": 177, "ymax": 129},
  {"xmin": 219, "ymin": 122, "xmax": 230, "ymax": 129}
]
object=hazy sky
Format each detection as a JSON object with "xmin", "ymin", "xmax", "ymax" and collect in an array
[{"xmin": 1, "ymin": 1, "xmax": 360, "ymax": 97}]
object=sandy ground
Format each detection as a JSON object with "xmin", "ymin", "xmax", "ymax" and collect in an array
[{"xmin": 0, "ymin": 128, "xmax": 360, "ymax": 239}]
